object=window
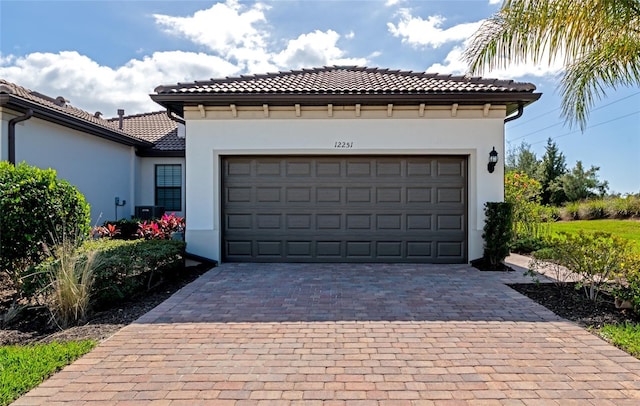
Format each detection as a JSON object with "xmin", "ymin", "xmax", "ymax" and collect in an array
[{"xmin": 155, "ymin": 164, "xmax": 182, "ymax": 211}]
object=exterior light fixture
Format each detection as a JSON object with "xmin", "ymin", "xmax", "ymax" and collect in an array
[{"xmin": 487, "ymin": 146, "xmax": 498, "ymax": 173}]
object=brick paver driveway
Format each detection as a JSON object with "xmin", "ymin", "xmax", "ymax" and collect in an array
[{"xmin": 16, "ymin": 263, "xmax": 640, "ymax": 405}]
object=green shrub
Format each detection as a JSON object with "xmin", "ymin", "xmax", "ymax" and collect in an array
[
  {"xmin": 611, "ymin": 253, "xmax": 640, "ymax": 312},
  {"xmin": 530, "ymin": 231, "xmax": 634, "ymax": 301},
  {"xmin": 0, "ymin": 162, "xmax": 90, "ymax": 292},
  {"xmin": 529, "ymin": 246, "xmax": 572, "ymax": 287},
  {"xmin": 504, "ymin": 171, "xmax": 552, "ymax": 252},
  {"xmin": 511, "ymin": 236, "xmax": 549, "ymax": 254},
  {"xmin": 80, "ymin": 239, "xmax": 186, "ymax": 307},
  {"xmin": 482, "ymin": 202, "xmax": 513, "ymax": 267}
]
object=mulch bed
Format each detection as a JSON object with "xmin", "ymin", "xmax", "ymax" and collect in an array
[
  {"xmin": 0, "ymin": 262, "xmax": 212, "ymax": 346},
  {"xmin": 509, "ymin": 282, "xmax": 640, "ymax": 329}
]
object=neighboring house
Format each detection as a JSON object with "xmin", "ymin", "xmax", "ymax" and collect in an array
[
  {"xmin": 151, "ymin": 66, "xmax": 541, "ymax": 264},
  {"xmin": 1, "ymin": 66, "xmax": 541, "ymax": 264},
  {"xmin": 0, "ymin": 80, "xmax": 185, "ymax": 223}
]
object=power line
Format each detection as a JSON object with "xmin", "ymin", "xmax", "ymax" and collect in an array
[
  {"xmin": 528, "ymin": 110, "xmax": 640, "ymax": 146},
  {"xmin": 508, "ymin": 107, "xmax": 561, "ymax": 129},
  {"xmin": 507, "ymin": 91, "xmax": 640, "ymax": 141}
]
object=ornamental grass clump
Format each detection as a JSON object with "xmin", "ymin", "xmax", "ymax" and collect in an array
[{"xmin": 36, "ymin": 240, "xmax": 101, "ymax": 328}]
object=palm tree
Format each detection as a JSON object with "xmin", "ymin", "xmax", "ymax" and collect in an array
[{"xmin": 464, "ymin": 0, "xmax": 640, "ymax": 130}]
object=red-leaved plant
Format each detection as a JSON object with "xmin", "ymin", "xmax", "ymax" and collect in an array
[
  {"xmin": 137, "ymin": 213, "xmax": 185, "ymax": 240},
  {"xmin": 90, "ymin": 223, "xmax": 120, "ymax": 239}
]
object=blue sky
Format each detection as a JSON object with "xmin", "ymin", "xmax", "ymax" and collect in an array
[{"xmin": 1, "ymin": 0, "xmax": 638, "ymax": 194}]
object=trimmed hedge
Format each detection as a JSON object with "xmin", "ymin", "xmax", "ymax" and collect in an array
[
  {"xmin": 80, "ymin": 239, "xmax": 186, "ymax": 308},
  {"xmin": 0, "ymin": 162, "xmax": 90, "ymax": 288}
]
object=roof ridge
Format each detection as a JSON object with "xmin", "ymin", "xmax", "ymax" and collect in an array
[{"xmin": 106, "ymin": 110, "xmax": 168, "ymax": 121}]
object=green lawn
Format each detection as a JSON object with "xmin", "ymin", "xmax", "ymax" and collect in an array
[
  {"xmin": 600, "ymin": 323, "xmax": 640, "ymax": 357},
  {"xmin": 0, "ymin": 340, "xmax": 96, "ymax": 406},
  {"xmin": 549, "ymin": 219, "xmax": 640, "ymax": 252}
]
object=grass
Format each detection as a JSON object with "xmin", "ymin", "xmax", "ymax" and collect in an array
[
  {"xmin": 599, "ymin": 323, "xmax": 640, "ymax": 357},
  {"xmin": 0, "ymin": 340, "xmax": 96, "ymax": 406},
  {"xmin": 549, "ymin": 219, "xmax": 640, "ymax": 253}
]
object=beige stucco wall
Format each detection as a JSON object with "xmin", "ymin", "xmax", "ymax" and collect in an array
[
  {"xmin": 183, "ymin": 104, "xmax": 507, "ymax": 263},
  {"xmin": 0, "ymin": 109, "xmax": 136, "ymax": 223}
]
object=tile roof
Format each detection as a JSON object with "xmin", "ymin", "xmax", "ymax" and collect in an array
[
  {"xmin": 0, "ymin": 79, "xmax": 181, "ymax": 153},
  {"xmin": 109, "ymin": 111, "xmax": 182, "ymax": 151},
  {"xmin": 0, "ymin": 79, "xmax": 145, "ymax": 144},
  {"xmin": 154, "ymin": 66, "xmax": 537, "ymax": 95}
]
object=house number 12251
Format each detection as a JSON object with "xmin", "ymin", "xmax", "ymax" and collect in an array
[{"xmin": 334, "ymin": 141, "xmax": 353, "ymax": 148}]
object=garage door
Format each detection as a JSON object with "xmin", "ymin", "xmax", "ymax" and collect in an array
[{"xmin": 222, "ymin": 156, "xmax": 467, "ymax": 263}]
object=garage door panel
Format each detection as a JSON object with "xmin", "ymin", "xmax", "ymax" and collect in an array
[
  {"xmin": 256, "ymin": 187, "xmax": 281, "ymax": 202},
  {"xmin": 223, "ymin": 156, "xmax": 467, "ymax": 263},
  {"xmin": 437, "ymin": 159, "xmax": 465, "ymax": 176},
  {"xmin": 226, "ymin": 241, "xmax": 252, "ymax": 257},
  {"xmin": 437, "ymin": 188, "xmax": 464, "ymax": 203},
  {"xmin": 256, "ymin": 160, "xmax": 281, "ymax": 176}
]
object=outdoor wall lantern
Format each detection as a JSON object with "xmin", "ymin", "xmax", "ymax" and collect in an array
[{"xmin": 487, "ymin": 146, "xmax": 499, "ymax": 173}]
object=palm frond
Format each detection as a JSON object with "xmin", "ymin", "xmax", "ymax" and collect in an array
[
  {"xmin": 464, "ymin": 0, "xmax": 640, "ymax": 128},
  {"xmin": 562, "ymin": 36, "xmax": 640, "ymax": 130}
]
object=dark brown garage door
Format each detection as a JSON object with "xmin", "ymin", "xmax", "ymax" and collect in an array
[{"xmin": 222, "ymin": 156, "xmax": 467, "ymax": 263}]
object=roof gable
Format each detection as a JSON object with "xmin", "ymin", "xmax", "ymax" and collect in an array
[{"xmin": 110, "ymin": 111, "xmax": 183, "ymax": 154}]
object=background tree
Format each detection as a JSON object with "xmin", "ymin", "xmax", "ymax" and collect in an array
[
  {"xmin": 464, "ymin": 0, "xmax": 640, "ymax": 130},
  {"xmin": 506, "ymin": 141, "xmax": 540, "ymax": 178},
  {"xmin": 538, "ymin": 138, "xmax": 567, "ymax": 205},
  {"xmin": 561, "ymin": 161, "xmax": 609, "ymax": 201}
]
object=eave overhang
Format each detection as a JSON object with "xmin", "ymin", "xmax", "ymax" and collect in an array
[
  {"xmin": 135, "ymin": 149, "xmax": 185, "ymax": 157},
  {"xmin": 150, "ymin": 92, "xmax": 542, "ymax": 118}
]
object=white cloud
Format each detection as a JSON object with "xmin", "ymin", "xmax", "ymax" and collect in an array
[
  {"xmin": 385, "ymin": 0, "xmax": 404, "ymax": 6},
  {"xmin": 388, "ymin": 10, "xmax": 482, "ymax": 48},
  {"xmin": 0, "ymin": 51, "xmax": 240, "ymax": 115},
  {"xmin": 153, "ymin": 0, "xmax": 272, "ymax": 71},
  {"xmin": 488, "ymin": 0, "xmax": 502, "ymax": 4},
  {"xmin": 0, "ymin": 2, "xmax": 370, "ymax": 115},
  {"xmin": 345, "ymin": 31, "xmax": 355, "ymax": 40},
  {"xmin": 425, "ymin": 46, "xmax": 467, "ymax": 75},
  {"xmin": 154, "ymin": 1, "xmax": 267, "ymax": 54},
  {"xmin": 426, "ymin": 45, "xmax": 565, "ymax": 79},
  {"xmin": 274, "ymin": 30, "xmax": 366, "ymax": 69}
]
